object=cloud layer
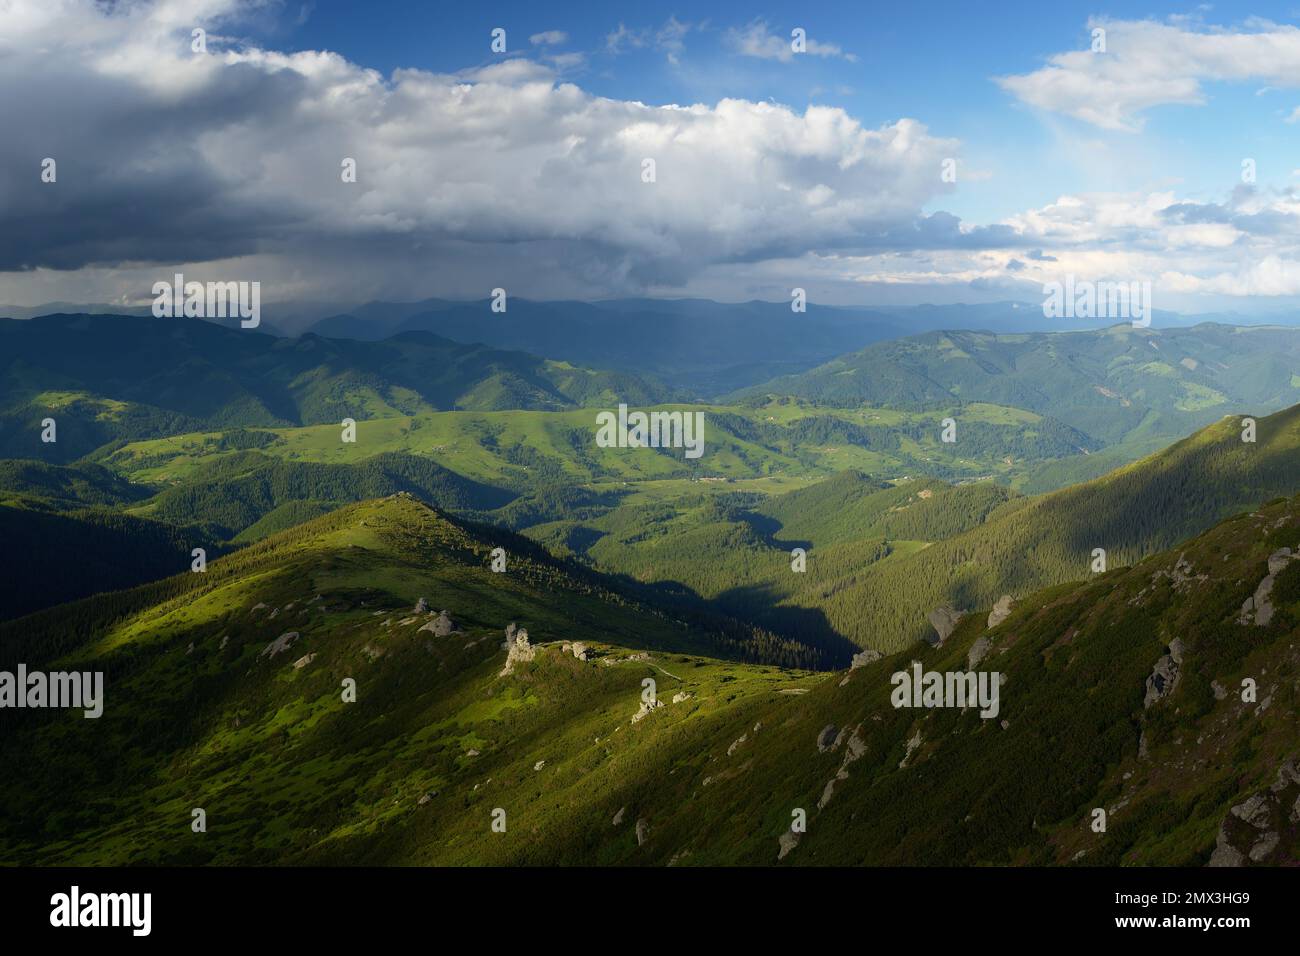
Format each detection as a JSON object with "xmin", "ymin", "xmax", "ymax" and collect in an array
[
  {"xmin": 0, "ymin": 0, "xmax": 957, "ymax": 303},
  {"xmin": 2, "ymin": 2, "xmax": 1300, "ymax": 312},
  {"xmin": 998, "ymin": 17, "xmax": 1300, "ymax": 132}
]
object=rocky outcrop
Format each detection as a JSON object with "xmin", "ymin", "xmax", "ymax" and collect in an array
[
  {"xmin": 1142, "ymin": 638, "xmax": 1184, "ymax": 708},
  {"xmin": 414, "ymin": 597, "xmax": 430, "ymax": 614},
  {"xmin": 850, "ymin": 648, "xmax": 882, "ymax": 669},
  {"xmin": 840, "ymin": 648, "xmax": 883, "ymax": 686},
  {"xmin": 635, "ymin": 819, "xmax": 649, "ymax": 846},
  {"xmin": 260, "ymin": 631, "xmax": 300, "ymax": 659},
  {"xmin": 900, "ymin": 727, "xmax": 923, "ymax": 768},
  {"xmin": 671, "ymin": 691, "xmax": 692, "ymax": 704},
  {"xmin": 987, "ymin": 594, "xmax": 1015, "ymax": 629},
  {"xmin": 927, "ymin": 604, "xmax": 965, "ymax": 646},
  {"xmin": 570, "ymin": 642, "xmax": 593, "ymax": 661},
  {"xmin": 1207, "ymin": 756, "xmax": 1298, "ymax": 866},
  {"xmin": 612, "ymin": 806, "xmax": 625, "ymax": 826},
  {"xmin": 1237, "ymin": 548, "xmax": 1296, "ymax": 626},
  {"xmin": 816, "ymin": 724, "xmax": 838, "ymax": 753},
  {"xmin": 817, "ymin": 725, "xmax": 867, "ymax": 810},
  {"xmin": 419, "ymin": 609, "xmax": 457, "ymax": 637},
  {"xmin": 498, "ymin": 624, "xmax": 535, "ymax": 676},
  {"xmin": 292, "ymin": 652, "xmax": 316, "ymax": 670},
  {"xmin": 631, "ymin": 698, "xmax": 664, "ymax": 723},
  {"xmin": 968, "ymin": 636, "xmax": 992, "ymax": 670},
  {"xmin": 777, "ymin": 830, "xmax": 800, "ymax": 861}
]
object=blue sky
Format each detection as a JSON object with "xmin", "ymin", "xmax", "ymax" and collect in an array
[
  {"xmin": 266, "ymin": 0, "xmax": 1300, "ymax": 223},
  {"xmin": 5, "ymin": 0, "xmax": 1300, "ymax": 314}
]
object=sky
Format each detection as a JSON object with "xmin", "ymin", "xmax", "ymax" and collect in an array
[{"xmin": 3, "ymin": 0, "xmax": 1300, "ymax": 315}]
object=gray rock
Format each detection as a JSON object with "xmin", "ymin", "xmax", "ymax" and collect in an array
[
  {"xmin": 987, "ymin": 594, "xmax": 1015, "ymax": 629},
  {"xmin": 414, "ymin": 597, "xmax": 430, "ymax": 614},
  {"xmin": 612, "ymin": 806, "xmax": 625, "ymax": 826},
  {"xmin": 968, "ymin": 636, "xmax": 992, "ymax": 670},
  {"xmin": 1270, "ymin": 758, "xmax": 1300, "ymax": 792},
  {"xmin": 849, "ymin": 648, "xmax": 882, "ymax": 669},
  {"xmin": 1230, "ymin": 793, "xmax": 1271, "ymax": 829},
  {"xmin": 259, "ymin": 631, "xmax": 300, "ymax": 659},
  {"xmin": 635, "ymin": 818, "xmax": 649, "ymax": 846},
  {"xmin": 1208, "ymin": 823, "xmax": 1245, "ymax": 867},
  {"xmin": 1248, "ymin": 831, "xmax": 1279, "ymax": 862},
  {"xmin": 927, "ymin": 604, "xmax": 965, "ymax": 646},
  {"xmin": 1167, "ymin": 636, "xmax": 1185, "ymax": 665},
  {"xmin": 816, "ymin": 724, "xmax": 838, "ymax": 753},
  {"xmin": 499, "ymin": 625, "xmax": 535, "ymax": 676},
  {"xmin": 777, "ymin": 830, "xmax": 800, "ymax": 861},
  {"xmin": 631, "ymin": 698, "xmax": 664, "ymax": 722},
  {"xmin": 1143, "ymin": 646, "xmax": 1181, "ymax": 707}
]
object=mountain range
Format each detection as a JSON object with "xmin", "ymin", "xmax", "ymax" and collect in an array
[{"xmin": 1, "ymin": 305, "xmax": 1297, "ymax": 867}]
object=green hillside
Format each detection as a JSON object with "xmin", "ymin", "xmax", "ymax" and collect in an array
[
  {"xmin": 817, "ymin": 405, "xmax": 1300, "ymax": 651},
  {"xmin": 0, "ymin": 504, "xmax": 199, "ymax": 622},
  {"xmin": 740, "ymin": 323, "xmax": 1300, "ymax": 489},
  {"xmin": 0, "ymin": 314, "xmax": 673, "ymax": 461},
  {"xmin": 2, "ymin": 490, "xmax": 1294, "ymax": 866}
]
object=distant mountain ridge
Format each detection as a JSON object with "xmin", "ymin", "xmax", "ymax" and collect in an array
[{"xmin": 0, "ymin": 313, "xmax": 672, "ymax": 461}]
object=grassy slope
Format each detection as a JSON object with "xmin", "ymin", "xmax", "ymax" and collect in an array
[
  {"xmin": 814, "ymin": 405, "xmax": 1300, "ymax": 651},
  {"xmin": 97, "ymin": 399, "xmax": 1098, "ymax": 492},
  {"xmin": 1, "ymin": 491, "xmax": 1295, "ymax": 865}
]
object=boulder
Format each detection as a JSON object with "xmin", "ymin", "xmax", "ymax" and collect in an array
[
  {"xmin": 1142, "ymin": 645, "xmax": 1181, "ymax": 708},
  {"xmin": 1208, "ymin": 823, "xmax": 1246, "ymax": 867},
  {"xmin": 849, "ymin": 648, "xmax": 882, "ymax": 670},
  {"xmin": 570, "ymin": 642, "xmax": 593, "ymax": 661},
  {"xmin": 635, "ymin": 819, "xmax": 649, "ymax": 846},
  {"xmin": 1230, "ymin": 793, "xmax": 1271, "ymax": 829},
  {"xmin": 612, "ymin": 806, "xmax": 626, "ymax": 826},
  {"xmin": 1248, "ymin": 832, "xmax": 1279, "ymax": 862},
  {"xmin": 927, "ymin": 604, "xmax": 965, "ymax": 646},
  {"xmin": 967, "ymin": 636, "xmax": 992, "ymax": 670},
  {"xmin": 777, "ymin": 831, "xmax": 800, "ymax": 861},
  {"xmin": 816, "ymin": 724, "xmax": 838, "ymax": 753},
  {"xmin": 259, "ymin": 631, "xmax": 300, "ymax": 659},
  {"xmin": 987, "ymin": 594, "xmax": 1015, "ymax": 629},
  {"xmin": 414, "ymin": 597, "xmax": 430, "ymax": 614},
  {"xmin": 631, "ymin": 698, "xmax": 664, "ymax": 723},
  {"xmin": 499, "ymin": 625, "xmax": 535, "ymax": 676}
]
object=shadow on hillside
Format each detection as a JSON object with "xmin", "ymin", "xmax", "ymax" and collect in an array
[{"xmin": 597, "ymin": 569, "xmax": 858, "ymax": 669}]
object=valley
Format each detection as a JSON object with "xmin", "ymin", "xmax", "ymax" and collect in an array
[{"xmin": 1, "ymin": 311, "xmax": 1298, "ymax": 867}]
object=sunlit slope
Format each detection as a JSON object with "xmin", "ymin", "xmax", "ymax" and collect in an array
[
  {"xmin": 821, "ymin": 405, "xmax": 1300, "ymax": 651},
  {"xmin": 1, "ymin": 491, "xmax": 1296, "ymax": 865}
]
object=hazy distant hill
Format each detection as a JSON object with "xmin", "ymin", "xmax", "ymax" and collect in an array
[
  {"xmin": 738, "ymin": 323, "xmax": 1300, "ymax": 482},
  {"xmin": 0, "ymin": 314, "xmax": 671, "ymax": 460}
]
